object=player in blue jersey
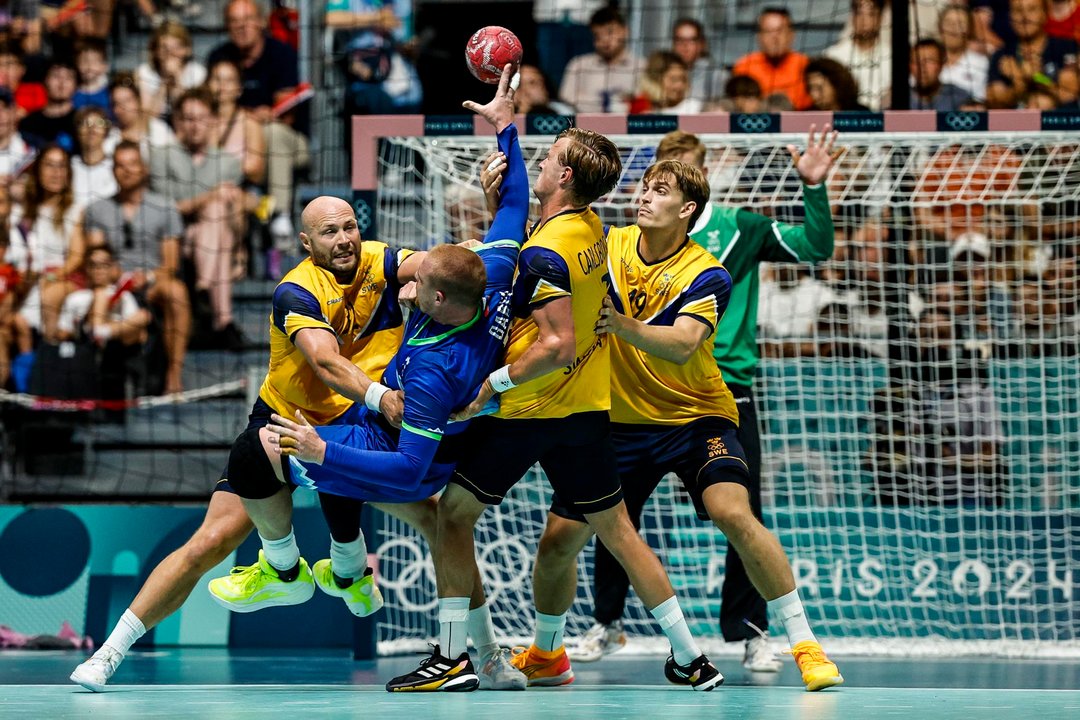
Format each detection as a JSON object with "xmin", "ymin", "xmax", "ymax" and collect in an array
[{"xmin": 207, "ymin": 69, "xmax": 529, "ymax": 692}]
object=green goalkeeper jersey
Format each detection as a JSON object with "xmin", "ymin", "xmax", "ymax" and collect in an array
[{"xmin": 690, "ymin": 183, "xmax": 835, "ymax": 388}]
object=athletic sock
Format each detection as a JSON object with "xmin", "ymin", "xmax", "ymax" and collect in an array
[
  {"xmin": 650, "ymin": 596, "xmax": 701, "ymax": 666},
  {"xmin": 101, "ymin": 609, "xmax": 146, "ymax": 657},
  {"xmin": 260, "ymin": 529, "xmax": 300, "ymax": 581},
  {"xmin": 533, "ymin": 611, "xmax": 567, "ymax": 653},
  {"xmin": 439, "ymin": 597, "xmax": 471, "ymax": 659},
  {"xmin": 330, "ymin": 534, "xmax": 367, "ymax": 588},
  {"xmin": 769, "ymin": 588, "xmax": 817, "ymax": 645},
  {"xmin": 468, "ymin": 602, "xmax": 498, "ymax": 658}
]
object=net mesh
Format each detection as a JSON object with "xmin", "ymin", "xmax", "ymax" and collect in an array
[{"xmin": 372, "ymin": 130, "xmax": 1080, "ymax": 657}]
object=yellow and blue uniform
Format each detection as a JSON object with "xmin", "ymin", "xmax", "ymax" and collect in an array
[
  {"xmin": 286, "ymin": 124, "xmax": 526, "ymax": 503},
  {"xmin": 216, "ymin": 242, "xmax": 409, "ymax": 492},
  {"xmin": 496, "ymin": 208, "xmax": 610, "ymax": 419},
  {"xmin": 451, "ymin": 182, "xmax": 624, "ymax": 515},
  {"xmin": 605, "ymin": 225, "xmax": 738, "ymax": 427},
  {"xmin": 552, "ymin": 225, "xmax": 750, "ymax": 524},
  {"xmin": 261, "ymin": 246, "xmax": 410, "ymax": 425}
]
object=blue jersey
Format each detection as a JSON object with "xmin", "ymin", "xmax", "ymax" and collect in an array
[{"xmin": 292, "ymin": 123, "xmax": 528, "ymax": 502}]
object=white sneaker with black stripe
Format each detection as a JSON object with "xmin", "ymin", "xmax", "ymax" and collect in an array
[{"xmin": 385, "ymin": 645, "xmax": 479, "ymax": 692}]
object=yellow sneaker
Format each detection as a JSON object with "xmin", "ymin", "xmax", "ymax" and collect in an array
[
  {"xmin": 790, "ymin": 640, "xmax": 844, "ymax": 691},
  {"xmin": 208, "ymin": 550, "xmax": 314, "ymax": 613},
  {"xmin": 312, "ymin": 559, "xmax": 384, "ymax": 617},
  {"xmin": 509, "ymin": 645, "xmax": 574, "ymax": 687}
]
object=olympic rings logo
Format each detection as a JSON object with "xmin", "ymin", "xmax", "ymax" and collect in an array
[
  {"xmin": 375, "ymin": 536, "xmax": 533, "ymax": 612},
  {"xmin": 736, "ymin": 113, "xmax": 773, "ymax": 133},
  {"xmin": 354, "ymin": 198, "xmax": 373, "ymax": 232},
  {"xmin": 531, "ymin": 114, "xmax": 571, "ymax": 135},
  {"xmin": 944, "ymin": 112, "xmax": 981, "ymax": 132}
]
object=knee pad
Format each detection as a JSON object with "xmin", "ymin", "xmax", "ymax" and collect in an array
[{"xmin": 226, "ymin": 427, "xmax": 282, "ymax": 499}]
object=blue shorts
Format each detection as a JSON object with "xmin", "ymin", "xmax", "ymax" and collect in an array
[
  {"xmin": 551, "ymin": 416, "xmax": 749, "ymax": 522},
  {"xmin": 214, "ymin": 398, "xmax": 370, "ymax": 494},
  {"xmin": 288, "ymin": 416, "xmax": 457, "ymax": 504}
]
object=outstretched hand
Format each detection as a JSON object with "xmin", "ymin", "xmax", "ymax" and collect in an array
[
  {"xmin": 267, "ymin": 411, "xmax": 327, "ymax": 465},
  {"xmin": 462, "ymin": 64, "xmax": 519, "ymax": 133},
  {"xmin": 787, "ymin": 124, "xmax": 843, "ymax": 186}
]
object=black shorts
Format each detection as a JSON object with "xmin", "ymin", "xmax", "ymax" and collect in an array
[
  {"xmin": 214, "ymin": 398, "xmax": 367, "ymax": 494},
  {"xmin": 552, "ymin": 416, "xmax": 750, "ymax": 522},
  {"xmin": 450, "ymin": 410, "xmax": 624, "ymax": 515}
]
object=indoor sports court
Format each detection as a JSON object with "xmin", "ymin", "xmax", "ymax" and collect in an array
[{"xmin": 3, "ymin": 0, "xmax": 1080, "ymax": 717}]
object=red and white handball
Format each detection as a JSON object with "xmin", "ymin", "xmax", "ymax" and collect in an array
[{"xmin": 465, "ymin": 26, "xmax": 523, "ymax": 84}]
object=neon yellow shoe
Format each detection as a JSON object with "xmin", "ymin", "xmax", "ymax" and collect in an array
[
  {"xmin": 312, "ymin": 559, "xmax": 384, "ymax": 617},
  {"xmin": 790, "ymin": 641, "xmax": 844, "ymax": 691},
  {"xmin": 509, "ymin": 645, "xmax": 574, "ymax": 686},
  {"xmin": 208, "ymin": 550, "xmax": 314, "ymax": 613}
]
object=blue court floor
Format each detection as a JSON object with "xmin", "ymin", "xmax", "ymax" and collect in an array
[{"xmin": 2, "ymin": 649, "xmax": 1079, "ymax": 720}]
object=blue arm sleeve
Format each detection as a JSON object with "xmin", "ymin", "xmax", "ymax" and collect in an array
[
  {"xmin": 478, "ymin": 124, "xmax": 528, "ymax": 291},
  {"xmin": 318, "ymin": 361, "xmax": 455, "ymax": 494}
]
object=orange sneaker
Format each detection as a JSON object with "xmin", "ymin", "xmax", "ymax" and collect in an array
[
  {"xmin": 790, "ymin": 641, "xmax": 844, "ymax": 692},
  {"xmin": 509, "ymin": 645, "xmax": 575, "ymax": 687}
]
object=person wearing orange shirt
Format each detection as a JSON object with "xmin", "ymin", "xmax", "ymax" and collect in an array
[{"xmin": 732, "ymin": 8, "xmax": 812, "ymax": 110}]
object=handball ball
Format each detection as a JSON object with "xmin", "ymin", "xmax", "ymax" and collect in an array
[{"xmin": 465, "ymin": 26, "xmax": 523, "ymax": 84}]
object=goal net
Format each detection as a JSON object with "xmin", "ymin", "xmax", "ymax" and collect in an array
[{"xmin": 368, "ymin": 126, "xmax": 1080, "ymax": 658}]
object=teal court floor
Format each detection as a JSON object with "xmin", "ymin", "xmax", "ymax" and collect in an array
[{"xmin": 2, "ymin": 649, "xmax": 1079, "ymax": 719}]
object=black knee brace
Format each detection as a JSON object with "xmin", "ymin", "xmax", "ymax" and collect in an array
[{"xmin": 226, "ymin": 427, "xmax": 283, "ymax": 499}]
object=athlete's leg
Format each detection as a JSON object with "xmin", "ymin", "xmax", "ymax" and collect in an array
[
  {"xmin": 71, "ymin": 490, "xmax": 253, "ymax": 691},
  {"xmin": 131, "ymin": 491, "xmax": 253, "ymax": 627},
  {"xmin": 702, "ymin": 475, "xmax": 842, "ymax": 691},
  {"xmin": 372, "ymin": 498, "xmax": 487, "ymax": 610},
  {"xmin": 720, "ymin": 387, "xmax": 770, "ymax": 643}
]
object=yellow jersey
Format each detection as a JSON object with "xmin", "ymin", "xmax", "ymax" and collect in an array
[
  {"xmin": 497, "ymin": 208, "xmax": 610, "ymax": 419},
  {"xmin": 605, "ymin": 225, "xmax": 738, "ymax": 426},
  {"xmin": 259, "ymin": 243, "xmax": 409, "ymax": 425}
]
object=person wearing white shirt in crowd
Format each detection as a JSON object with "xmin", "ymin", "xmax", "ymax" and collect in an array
[
  {"xmin": 71, "ymin": 106, "xmax": 118, "ymax": 209},
  {"xmin": 56, "ymin": 244, "xmax": 150, "ymax": 348},
  {"xmin": 0, "ymin": 88, "xmax": 30, "ymax": 180},
  {"xmin": 105, "ymin": 73, "xmax": 176, "ymax": 164},
  {"xmin": 533, "ymin": 0, "xmax": 608, "ymax": 91},
  {"xmin": 560, "ymin": 6, "xmax": 645, "ymax": 114},
  {"xmin": 137, "ymin": 22, "xmax": 208, "ymax": 122},
  {"xmin": 825, "ymin": 0, "xmax": 893, "ymax": 110},
  {"xmin": 938, "ymin": 4, "xmax": 989, "ymax": 102}
]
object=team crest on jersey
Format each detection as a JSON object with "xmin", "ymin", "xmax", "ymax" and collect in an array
[
  {"xmin": 706, "ymin": 230, "xmax": 722, "ymax": 253},
  {"xmin": 707, "ymin": 436, "xmax": 729, "ymax": 458},
  {"xmin": 656, "ymin": 272, "xmax": 674, "ymax": 297}
]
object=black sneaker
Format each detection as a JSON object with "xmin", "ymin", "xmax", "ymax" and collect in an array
[
  {"xmin": 664, "ymin": 653, "xmax": 724, "ymax": 691},
  {"xmin": 386, "ymin": 644, "xmax": 479, "ymax": 692}
]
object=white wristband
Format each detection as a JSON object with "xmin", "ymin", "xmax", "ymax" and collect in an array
[
  {"xmin": 488, "ymin": 365, "xmax": 516, "ymax": 393},
  {"xmin": 365, "ymin": 382, "xmax": 391, "ymax": 412},
  {"xmin": 93, "ymin": 325, "xmax": 113, "ymax": 342}
]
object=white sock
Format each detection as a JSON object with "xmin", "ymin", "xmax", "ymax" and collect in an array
[
  {"xmin": 468, "ymin": 602, "xmax": 498, "ymax": 657},
  {"xmin": 101, "ymin": 609, "xmax": 146, "ymax": 657},
  {"xmin": 769, "ymin": 588, "xmax": 817, "ymax": 645},
  {"xmin": 260, "ymin": 529, "xmax": 300, "ymax": 573},
  {"xmin": 650, "ymin": 596, "xmax": 701, "ymax": 666},
  {"xmin": 330, "ymin": 534, "xmax": 367, "ymax": 580},
  {"xmin": 439, "ymin": 597, "xmax": 470, "ymax": 659},
  {"xmin": 533, "ymin": 611, "xmax": 566, "ymax": 653}
]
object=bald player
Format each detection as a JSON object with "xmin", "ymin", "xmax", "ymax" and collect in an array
[{"xmin": 71, "ymin": 196, "xmax": 432, "ymax": 691}]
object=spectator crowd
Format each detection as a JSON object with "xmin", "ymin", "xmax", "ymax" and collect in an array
[{"xmin": 0, "ymin": 0, "xmax": 1076, "ymax": 418}]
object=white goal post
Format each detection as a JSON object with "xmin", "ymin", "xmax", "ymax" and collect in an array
[{"xmin": 352, "ymin": 110, "xmax": 1080, "ymax": 658}]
